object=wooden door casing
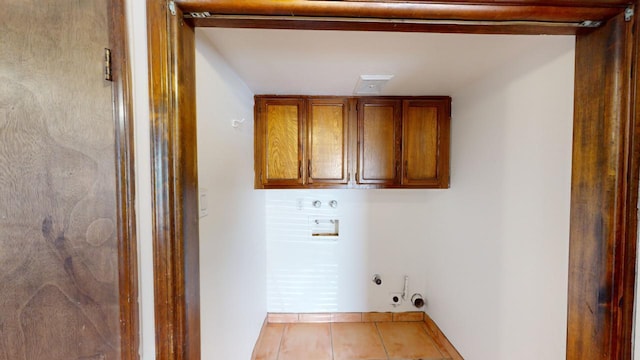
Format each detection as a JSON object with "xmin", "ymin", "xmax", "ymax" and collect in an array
[{"xmin": 148, "ymin": 1, "xmax": 640, "ymax": 359}]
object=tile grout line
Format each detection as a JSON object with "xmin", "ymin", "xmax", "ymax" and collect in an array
[
  {"xmin": 374, "ymin": 322, "xmax": 391, "ymax": 360},
  {"xmin": 275, "ymin": 323, "xmax": 286, "ymax": 360},
  {"xmin": 330, "ymin": 322, "xmax": 335, "ymax": 360}
]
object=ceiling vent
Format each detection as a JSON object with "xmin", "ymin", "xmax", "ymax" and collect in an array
[{"xmin": 354, "ymin": 75, "xmax": 394, "ymax": 95}]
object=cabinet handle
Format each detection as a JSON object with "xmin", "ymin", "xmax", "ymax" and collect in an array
[
  {"xmin": 395, "ymin": 161, "xmax": 400, "ymax": 178},
  {"xmin": 356, "ymin": 172, "xmax": 359, "ymax": 183},
  {"xmin": 299, "ymin": 160, "xmax": 302, "ymax": 179},
  {"xmin": 308, "ymin": 159, "xmax": 312, "ymax": 178}
]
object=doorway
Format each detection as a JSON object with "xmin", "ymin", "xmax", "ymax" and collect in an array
[
  {"xmin": 194, "ymin": 27, "xmax": 575, "ymax": 359},
  {"xmin": 146, "ymin": 2, "xmax": 640, "ymax": 359}
]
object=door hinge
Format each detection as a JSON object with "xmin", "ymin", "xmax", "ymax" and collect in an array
[
  {"xmin": 104, "ymin": 48, "xmax": 112, "ymax": 82},
  {"xmin": 168, "ymin": 1, "xmax": 177, "ymax": 16},
  {"xmin": 625, "ymin": 7, "xmax": 634, "ymax": 22}
]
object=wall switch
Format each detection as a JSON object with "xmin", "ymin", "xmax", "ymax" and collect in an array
[{"xmin": 199, "ymin": 188, "xmax": 208, "ymax": 217}]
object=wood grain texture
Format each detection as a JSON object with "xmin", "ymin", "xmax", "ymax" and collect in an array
[
  {"xmin": 402, "ymin": 99, "xmax": 451, "ymax": 188},
  {"xmin": 0, "ymin": 0, "xmax": 128, "ymax": 359},
  {"xmin": 404, "ymin": 107, "xmax": 438, "ymax": 181},
  {"xmin": 255, "ymin": 97, "xmax": 305, "ymax": 187},
  {"xmin": 189, "ymin": 17, "xmax": 587, "ymax": 36},
  {"xmin": 358, "ymin": 99, "xmax": 401, "ymax": 185},
  {"xmin": 176, "ymin": 0, "xmax": 625, "ymax": 23},
  {"xmin": 256, "ymin": 96, "xmax": 450, "ymax": 189},
  {"xmin": 147, "ymin": 0, "xmax": 201, "ymax": 359},
  {"xmin": 568, "ymin": 11, "xmax": 634, "ymax": 359},
  {"xmin": 267, "ymin": 105, "xmax": 301, "ymax": 180},
  {"xmin": 146, "ymin": 2, "xmax": 177, "ymax": 358},
  {"xmin": 308, "ymin": 98, "xmax": 349, "ymax": 184},
  {"xmin": 109, "ymin": 0, "xmax": 141, "ymax": 357},
  {"xmin": 177, "ymin": 14, "xmax": 201, "ymax": 360},
  {"xmin": 617, "ymin": 3, "xmax": 640, "ymax": 358}
]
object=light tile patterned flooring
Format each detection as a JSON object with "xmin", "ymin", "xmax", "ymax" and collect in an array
[{"xmin": 253, "ymin": 321, "xmax": 455, "ymax": 360}]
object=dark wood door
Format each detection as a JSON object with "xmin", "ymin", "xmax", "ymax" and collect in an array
[
  {"xmin": 255, "ymin": 97, "xmax": 305, "ymax": 187},
  {"xmin": 307, "ymin": 98, "xmax": 349, "ymax": 185},
  {"xmin": 402, "ymin": 99, "xmax": 451, "ymax": 188},
  {"xmin": 0, "ymin": 1, "xmax": 124, "ymax": 359},
  {"xmin": 357, "ymin": 99, "xmax": 402, "ymax": 185}
]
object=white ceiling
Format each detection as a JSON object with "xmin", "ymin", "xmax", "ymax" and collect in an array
[{"xmin": 200, "ymin": 28, "xmax": 574, "ymax": 96}]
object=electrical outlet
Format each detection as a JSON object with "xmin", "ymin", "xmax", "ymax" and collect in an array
[{"xmin": 389, "ymin": 292, "xmax": 403, "ymax": 306}]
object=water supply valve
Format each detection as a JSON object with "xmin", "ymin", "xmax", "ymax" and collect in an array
[{"xmin": 372, "ymin": 274, "xmax": 382, "ymax": 286}]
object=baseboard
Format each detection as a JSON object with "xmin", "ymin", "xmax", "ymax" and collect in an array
[
  {"xmin": 423, "ymin": 313, "xmax": 464, "ymax": 360},
  {"xmin": 250, "ymin": 315, "xmax": 269, "ymax": 360},
  {"xmin": 266, "ymin": 311, "xmax": 425, "ymax": 323}
]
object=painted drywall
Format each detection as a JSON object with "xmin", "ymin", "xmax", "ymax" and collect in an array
[
  {"xmin": 125, "ymin": 0, "xmax": 154, "ymax": 358},
  {"xmin": 265, "ymin": 38, "xmax": 575, "ymax": 359},
  {"xmin": 195, "ymin": 31, "xmax": 267, "ymax": 360},
  {"xmin": 203, "ymin": 28, "xmax": 575, "ymax": 98}
]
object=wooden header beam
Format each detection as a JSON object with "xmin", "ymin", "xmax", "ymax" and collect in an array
[{"xmin": 176, "ymin": 0, "xmax": 626, "ymax": 23}]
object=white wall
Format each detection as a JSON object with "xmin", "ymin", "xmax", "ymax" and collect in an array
[
  {"xmin": 265, "ymin": 38, "xmax": 575, "ymax": 359},
  {"xmin": 195, "ymin": 31, "xmax": 266, "ymax": 359},
  {"xmin": 125, "ymin": 1, "xmax": 155, "ymax": 358}
]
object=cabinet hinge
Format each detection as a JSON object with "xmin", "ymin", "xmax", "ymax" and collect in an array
[
  {"xmin": 104, "ymin": 48, "xmax": 113, "ymax": 82},
  {"xmin": 625, "ymin": 7, "xmax": 634, "ymax": 22},
  {"xmin": 168, "ymin": 0, "xmax": 177, "ymax": 16}
]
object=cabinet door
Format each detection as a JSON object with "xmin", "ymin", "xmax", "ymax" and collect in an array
[
  {"xmin": 402, "ymin": 99, "xmax": 450, "ymax": 187},
  {"xmin": 357, "ymin": 99, "xmax": 402, "ymax": 185},
  {"xmin": 307, "ymin": 98, "xmax": 349, "ymax": 185},
  {"xmin": 256, "ymin": 97, "xmax": 305, "ymax": 187}
]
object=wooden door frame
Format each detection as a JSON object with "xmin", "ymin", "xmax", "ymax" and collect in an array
[
  {"xmin": 145, "ymin": 1, "xmax": 640, "ymax": 359},
  {"xmin": 109, "ymin": 0, "xmax": 140, "ymax": 358}
]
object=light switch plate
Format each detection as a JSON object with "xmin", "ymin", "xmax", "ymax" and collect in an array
[{"xmin": 199, "ymin": 188, "xmax": 208, "ymax": 217}]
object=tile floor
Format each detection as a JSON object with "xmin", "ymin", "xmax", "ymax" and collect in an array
[{"xmin": 253, "ymin": 321, "xmax": 455, "ymax": 360}]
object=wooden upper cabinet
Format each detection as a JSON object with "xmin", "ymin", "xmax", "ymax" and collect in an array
[
  {"xmin": 307, "ymin": 98, "xmax": 349, "ymax": 185},
  {"xmin": 357, "ymin": 99, "xmax": 402, "ymax": 185},
  {"xmin": 402, "ymin": 99, "xmax": 451, "ymax": 188},
  {"xmin": 255, "ymin": 95, "xmax": 450, "ymax": 189},
  {"xmin": 255, "ymin": 97, "xmax": 305, "ymax": 187}
]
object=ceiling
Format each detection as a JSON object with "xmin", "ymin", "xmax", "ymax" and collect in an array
[{"xmin": 199, "ymin": 28, "xmax": 575, "ymax": 96}]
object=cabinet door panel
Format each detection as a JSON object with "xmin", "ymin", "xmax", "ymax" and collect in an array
[
  {"xmin": 308, "ymin": 99, "xmax": 349, "ymax": 184},
  {"xmin": 358, "ymin": 100, "xmax": 401, "ymax": 184},
  {"xmin": 402, "ymin": 99, "xmax": 450, "ymax": 187},
  {"xmin": 257, "ymin": 98, "xmax": 304, "ymax": 187}
]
